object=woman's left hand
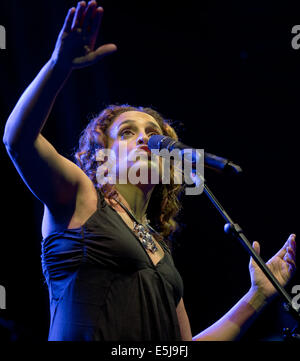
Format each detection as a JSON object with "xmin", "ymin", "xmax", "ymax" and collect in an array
[{"xmin": 249, "ymin": 234, "xmax": 296, "ymax": 300}]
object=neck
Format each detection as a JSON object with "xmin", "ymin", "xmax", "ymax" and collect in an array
[{"xmin": 115, "ymin": 183, "xmax": 155, "ymax": 222}]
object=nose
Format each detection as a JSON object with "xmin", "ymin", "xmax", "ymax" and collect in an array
[{"xmin": 136, "ymin": 133, "xmax": 149, "ymax": 145}]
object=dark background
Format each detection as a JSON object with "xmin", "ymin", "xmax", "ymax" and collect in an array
[{"xmin": 0, "ymin": 0, "xmax": 299, "ymax": 341}]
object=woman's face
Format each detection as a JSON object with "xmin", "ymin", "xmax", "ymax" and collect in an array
[{"xmin": 105, "ymin": 111, "xmax": 163, "ymax": 185}]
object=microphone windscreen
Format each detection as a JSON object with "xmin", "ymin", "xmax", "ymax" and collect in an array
[
  {"xmin": 148, "ymin": 135, "xmax": 173, "ymax": 150},
  {"xmin": 148, "ymin": 135, "xmax": 165, "ymax": 150}
]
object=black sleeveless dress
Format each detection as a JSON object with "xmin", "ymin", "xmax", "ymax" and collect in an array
[{"xmin": 41, "ymin": 189, "xmax": 184, "ymax": 341}]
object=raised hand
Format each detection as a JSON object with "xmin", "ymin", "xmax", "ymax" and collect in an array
[
  {"xmin": 51, "ymin": 1, "xmax": 117, "ymax": 70},
  {"xmin": 249, "ymin": 234, "xmax": 297, "ymax": 300}
]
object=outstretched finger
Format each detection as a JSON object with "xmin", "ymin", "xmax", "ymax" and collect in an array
[
  {"xmin": 82, "ymin": 1, "xmax": 97, "ymax": 34},
  {"xmin": 89, "ymin": 7, "xmax": 103, "ymax": 48},
  {"xmin": 61, "ymin": 7, "xmax": 76, "ymax": 33},
  {"xmin": 71, "ymin": 1, "xmax": 87, "ymax": 30}
]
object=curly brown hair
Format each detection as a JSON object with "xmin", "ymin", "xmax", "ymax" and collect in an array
[{"xmin": 74, "ymin": 104, "xmax": 185, "ymax": 247}]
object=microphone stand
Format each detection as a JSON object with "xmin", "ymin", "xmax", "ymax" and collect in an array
[{"xmin": 202, "ymin": 180, "xmax": 300, "ymax": 340}]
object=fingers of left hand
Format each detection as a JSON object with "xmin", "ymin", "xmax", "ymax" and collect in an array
[
  {"xmin": 289, "ymin": 234, "xmax": 296, "ymax": 251},
  {"xmin": 279, "ymin": 234, "xmax": 296, "ymax": 259},
  {"xmin": 82, "ymin": 1, "xmax": 97, "ymax": 33},
  {"xmin": 283, "ymin": 247, "xmax": 296, "ymax": 270},
  {"xmin": 72, "ymin": 2, "xmax": 86, "ymax": 30},
  {"xmin": 286, "ymin": 245, "xmax": 296, "ymax": 258}
]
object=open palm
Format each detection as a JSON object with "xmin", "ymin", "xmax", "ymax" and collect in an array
[
  {"xmin": 52, "ymin": 1, "xmax": 117, "ymax": 70},
  {"xmin": 249, "ymin": 234, "xmax": 296, "ymax": 300}
]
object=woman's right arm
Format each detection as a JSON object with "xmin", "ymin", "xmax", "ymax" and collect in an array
[{"xmin": 3, "ymin": 1, "xmax": 116, "ymax": 210}]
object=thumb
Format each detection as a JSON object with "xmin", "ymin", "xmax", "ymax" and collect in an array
[
  {"xmin": 249, "ymin": 241, "xmax": 260, "ymax": 267},
  {"xmin": 73, "ymin": 44, "xmax": 117, "ymax": 68},
  {"xmin": 92, "ymin": 43, "xmax": 117, "ymax": 61},
  {"xmin": 252, "ymin": 241, "xmax": 260, "ymax": 255}
]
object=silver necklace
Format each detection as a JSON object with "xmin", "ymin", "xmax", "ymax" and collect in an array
[{"xmin": 114, "ymin": 199, "xmax": 158, "ymax": 254}]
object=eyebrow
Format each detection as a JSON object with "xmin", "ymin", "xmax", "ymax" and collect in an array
[{"xmin": 118, "ymin": 119, "xmax": 162, "ymax": 132}]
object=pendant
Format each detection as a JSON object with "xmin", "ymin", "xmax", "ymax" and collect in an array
[{"xmin": 133, "ymin": 222, "xmax": 158, "ymax": 253}]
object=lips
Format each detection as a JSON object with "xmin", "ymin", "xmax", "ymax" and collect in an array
[
  {"xmin": 138, "ymin": 146, "xmax": 151, "ymax": 154},
  {"xmin": 135, "ymin": 146, "xmax": 151, "ymax": 159}
]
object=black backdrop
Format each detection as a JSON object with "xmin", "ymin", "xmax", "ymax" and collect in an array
[{"xmin": 0, "ymin": 0, "xmax": 299, "ymax": 341}]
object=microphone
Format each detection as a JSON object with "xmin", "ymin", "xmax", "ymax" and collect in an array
[{"xmin": 148, "ymin": 135, "xmax": 242, "ymax": 174}]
